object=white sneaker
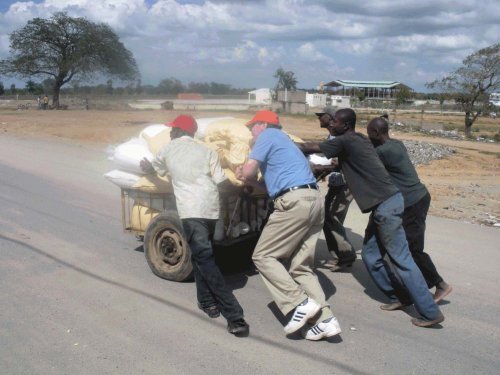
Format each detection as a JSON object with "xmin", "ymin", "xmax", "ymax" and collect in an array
[
  {"xmin": 303, "ymin": 317, "xmax": 342, "ymax": 341},
  {"xmin": 284, "ymin": 298, "xmax": 321, "ymax": 335}
]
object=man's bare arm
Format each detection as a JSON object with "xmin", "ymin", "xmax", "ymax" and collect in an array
[{"xmin": 295, "ymin": 142, "xmax": 322, "ymax": 155}]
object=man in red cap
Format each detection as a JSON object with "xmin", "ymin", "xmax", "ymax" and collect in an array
[
  {"xmin": 236, "ymin": 110, "xmax": 342, "ymax": 341},
  {"xmin": 141, "ymin": 114, "xmax": 249, "ymax": 337}
]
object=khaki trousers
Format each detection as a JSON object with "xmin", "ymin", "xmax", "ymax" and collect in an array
[{"xmin": 252, "ymin": 188, "xmax": 332, "ymax": 318}]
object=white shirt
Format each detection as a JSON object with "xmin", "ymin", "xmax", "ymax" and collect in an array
[{"xmin": 152, "ymin": 136, "xmax": 226, "ymax": 219}]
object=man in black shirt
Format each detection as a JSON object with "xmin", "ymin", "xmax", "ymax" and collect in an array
[
  {"xmin": 299, "ymin": 108, "xmax": 444, "ymax": 327},
  {"xmin": 367, "ymin": 117, "xmax": 452, "ymax": 303},
  {"xmin": 314, "ymin": 108, "xmax": 356, "ymax": 271}
]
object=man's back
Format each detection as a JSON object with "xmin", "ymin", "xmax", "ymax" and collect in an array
[
  {"xmin": 375, "ymin": 139, "xmax": 428, "ymax": 208},
  {"xmin": 250, "ymin": 128, "xmax": 315, "ymax": 198},
  {"xmin": 320, "ymin": 132, "xmax": 398, "ymax": 212},
  {"xmin": 153, "ymin": 136, "xmax": 226, "ymax": 219}
]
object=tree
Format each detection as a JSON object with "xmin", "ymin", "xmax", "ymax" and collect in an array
[
  {"xmin": 26, "ymin": 80, "xmax": 43, "ymax": 95},
  {"xmin": 395, "ymin": 86, "xmax": 412, "ymax": 106},
  {"xmin": 274, "ymin": 67, "xmax": 298, "ymax": 92},
  {"xmin": 0, "ymin": 12, "xmax": 139, "ymax": 108},
  {"xmin": 10, "ymin": 83, "xmax": 16, "ymax": 95},
  {"xmin": 0, "ymin": 82, "xmax": 4, "ymax": 96},
  {"xmin": 157, "ymin": 78, "xmax": 184, "ymax": 95},
  {"xmin": 106, "ymin": 79, "xmax": 114, "ymax": 95},
  {"xmin": 426, "ymin": 43, "xmax": 499, "ymax": 137},
  {"xmin": 356, "ymin": 91, "xmax": 365, "ymax": 102}
]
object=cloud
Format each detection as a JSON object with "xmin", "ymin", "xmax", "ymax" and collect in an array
[{"xmin": 0, "ymin": 0, "xmax": 498, "ymax": 91}]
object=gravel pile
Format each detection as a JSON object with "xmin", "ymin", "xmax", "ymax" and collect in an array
[{"xmin": 402, "ymin": 140, "xmax": 455, "ymax": 166}]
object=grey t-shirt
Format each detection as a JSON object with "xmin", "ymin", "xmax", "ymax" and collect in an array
[
  {"xmin": 375, "ymin": 139, "xmax": 428, "ymax": 208},
  {"xmin": 320, "ymin": 132, "xmax": 399, "ymax": 213}
]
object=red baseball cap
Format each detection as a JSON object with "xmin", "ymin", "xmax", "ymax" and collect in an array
[
  {"xmin": 246, "ymin": 110, "xmax": 280, "ymax": 127},
  {"xmin": 166, "ymin": 115, "xmax": 198, "ymax": 135}
]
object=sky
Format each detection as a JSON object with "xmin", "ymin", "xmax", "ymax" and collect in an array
[{"xmin": 0, "ymin": 0, "xmax": 498, "ymax": 92}]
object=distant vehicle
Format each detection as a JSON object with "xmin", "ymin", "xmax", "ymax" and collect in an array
[{"xmin": 489, "ymin": 93, "xmax": 500, "ymax": 107}]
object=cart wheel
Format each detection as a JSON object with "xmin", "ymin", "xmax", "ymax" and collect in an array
[{"xmin": 144, "ymin": 212, "xmax": 193, "ymax": 282}]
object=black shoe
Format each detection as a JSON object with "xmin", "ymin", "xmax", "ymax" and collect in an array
[
  {"xmin": 198, "ymin": 303, "xmax": 220, "ymax": 319},
  {"xmin": 227, "ymin": 319, "xmax": 250, "ymax": 337}
]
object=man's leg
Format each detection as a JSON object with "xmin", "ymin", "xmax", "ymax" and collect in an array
[
  {"xmin": 403, "ymin": 194, "xmax": 444, "ymax": 287},
  {"xmin": 362, "ymin": 214, "xmax": 412, "ymax": 305},
  {"xmin": 182, "ymin": 219, "xmax": 244, "ymax": 322},
  {"xmin": 403, "ymin": 194, "xmax": 452, "ymax": 302},
  {"xmin": 288, "ymin": 191, "xmax": 333, "ymax": 321},
  {"xmin": 373, "ymin": 193, "xmax": 441, "ymax": 322},
  {"xmin": 328, "ymin": 185, "xmax": 356, "ymax": 263}
]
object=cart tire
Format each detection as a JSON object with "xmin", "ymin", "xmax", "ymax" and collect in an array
[{"xmin": 144, "ymin": 212, "xmax": 193, "ymax": 282}]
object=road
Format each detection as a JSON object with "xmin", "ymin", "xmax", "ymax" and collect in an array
[{"xmin": 0, "ymin": 135, "xmax": 499, "ymax": 374}]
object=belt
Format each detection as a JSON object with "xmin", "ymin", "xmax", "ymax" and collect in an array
[{"xmin": 274, "ymin": 183, "xmax": 318, "ymax": 200}]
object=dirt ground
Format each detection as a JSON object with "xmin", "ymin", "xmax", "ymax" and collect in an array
[{"xmin": 1, "ymin": 108, "xmax": 499, "ymax": 226}]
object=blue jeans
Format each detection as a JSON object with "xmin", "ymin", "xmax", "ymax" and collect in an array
[
  {"xmin": 362, "ymin": 193, "xmax": 440, "ymax": 321},
  {"xmin": 182, "ymin": 218, "xmax": 244, "ymax": 322}
]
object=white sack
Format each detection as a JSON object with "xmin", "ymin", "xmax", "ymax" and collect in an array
[
  {"xmin": 308, "ymin": 153, "xmax": 332, "ymax": 166},
  {"xmin": 110, "ymin": 137, "xmax": 153, "ymax": 174},
  {"xmin": 139, "ymin": 124, "xmax": 168, "ymax": 139},
  {"xmin": 194, "ymin": 117, "xmax": 234, "ymax": 140},
  {"xmin": 104, "ymin": 169, "xmax": 141, "ymax": 189}
]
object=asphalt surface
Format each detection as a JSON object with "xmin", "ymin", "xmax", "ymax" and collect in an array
[{"xmin": 0, "ymin": 135, "xmax": 499, "ymax": 375}]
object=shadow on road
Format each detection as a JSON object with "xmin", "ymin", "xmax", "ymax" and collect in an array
[{"xmin": 1, "ymin": 233, "xmax": 371, "ymax": 374}]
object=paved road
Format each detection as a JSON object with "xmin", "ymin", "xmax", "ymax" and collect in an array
[{"xmin": 0, "ymin": 135, "xmax": 498, "ymax": 374}]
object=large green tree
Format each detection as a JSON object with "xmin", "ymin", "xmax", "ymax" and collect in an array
[
  {"xmin": 426, "ymin": 43, "xmax": 499, "ymax": 137},
  {"xmin": 0, "ymin": 12, "xmax": 139, "ymax": 108}
]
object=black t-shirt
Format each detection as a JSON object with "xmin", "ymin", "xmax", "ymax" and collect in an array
[
  {"xmin": 375, "ymin": 139, "xmax": 428, "ymax": 208},
  {"xmin": 319, "ymin": 132, "xmax": 399, "ymax": 213}
]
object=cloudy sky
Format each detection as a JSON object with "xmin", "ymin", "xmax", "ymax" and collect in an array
[{"xmin": 0, "ymin": 0, "xmax": 498, "ymax": 91}]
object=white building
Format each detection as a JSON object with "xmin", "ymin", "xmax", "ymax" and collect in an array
[
  {"xmin": 306, "ymin": 92, "xmax": 351, "ymax": 109},
  {"xmin": 329, "ymin": 95, "xmax": 351, "ymax": 108},
  {"xmin": 306, "ymin": 92, "xmax": 328, "ymax": 108},
  {"xmin": 248, "ymin": 88, "xmax": 272, "ymax": 104},
  {"xmin": 490, "ymin": 93, "xmax": 500, "ymax": 107}
]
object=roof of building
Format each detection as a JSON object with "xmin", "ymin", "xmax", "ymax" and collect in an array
[
  {"xmin": 248, "ymin": 88, "xmax": 271, "ymax": 94},
  {"xmin": 324, "ymin": 80, "xmax": 407, "ymax": 89}
]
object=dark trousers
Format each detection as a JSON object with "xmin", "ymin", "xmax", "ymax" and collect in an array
[
  {"xmin": 182, "ymin": 218, "xmax": 244, "ymax": 322},
  {"xmin": 402, "ymin": 193, "xmax": 443, "ymax": 288},
  {"xmin": 323, "ymin": 185, "xmax": 356, "ymax": 262}
]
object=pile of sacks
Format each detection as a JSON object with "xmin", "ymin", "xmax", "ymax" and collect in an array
[{"xmin": 105, "ymin": 117, "xmax": 268, "ymax": 239}]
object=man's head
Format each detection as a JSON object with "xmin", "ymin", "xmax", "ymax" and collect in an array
[
  {"xmin": 315, "ymin": 107, "xmax": 336, "ymax": 129},
  {"xmin": 246, "ymin": 110, "xmax": 281, "ymax": 139},
  {"xmin": 166, "ymin": 114, "xmax": 198, "ymax": 139},
  {"xmin": 367, "ymin": 117, "xmax": 390, "ymax": 147},
  {"xmin": 328, "ymin": 108, "xmax": 356, "ymax": 136}
]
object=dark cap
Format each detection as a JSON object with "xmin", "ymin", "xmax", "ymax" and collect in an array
[
  {"xmin": 315, "ymin": 107, "xmax": 336, "ymax": 118},
  {"xmin": 315, "ymin": 107, "xmax": 336, "ymax": 128}
]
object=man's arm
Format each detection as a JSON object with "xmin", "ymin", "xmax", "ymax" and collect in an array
[
  {"xmin": 295, "ymin": 141, "xmax": 322, "ymax": 155},
  {"xmin": 236, "ymin": 159, "xmax": 260, "ymax": 181}
]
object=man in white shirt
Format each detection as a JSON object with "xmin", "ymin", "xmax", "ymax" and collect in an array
[{"xmin": 141, "ymin": 115, "xmax": 249, "ymax": 337}]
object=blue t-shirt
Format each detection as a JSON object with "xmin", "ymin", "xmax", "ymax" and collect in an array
[{"xmin": 249, "ymin": 128, "xmax": 315, "ymax": 198}]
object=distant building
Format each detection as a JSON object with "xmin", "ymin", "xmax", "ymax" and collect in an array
[
  {"xmin": 178, "ymin": 93, "xmax": 203, "ymax": 100},
  {"xmin": 306, "ymin": 92, "xmax": 328, "ymax": 108},
  {"xmin": 489, "ymin": 93, "xmax": 500, "ymax": 107},
  {"xmin": 323, "ymin": 80, "xmax": 413, "ymax": 99},
  {"xmin": 275, "ymin": 90, "xmax": 308, "ymax": 114},
  {"xmin": 248, "ymin": 88, "xmax": 272, "ymax": 104},
  {"xmin": 306, "ymin": 92, "xmax": 351, "ymax": 109}
]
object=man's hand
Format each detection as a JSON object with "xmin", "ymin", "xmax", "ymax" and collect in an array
[
  {"xmin": 235, "ymin": 165, "xmax": 246, "ymax": 181},
  {"xmin": 140, "ymin": 158, "xmax": 155, "ymax": 174}
]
